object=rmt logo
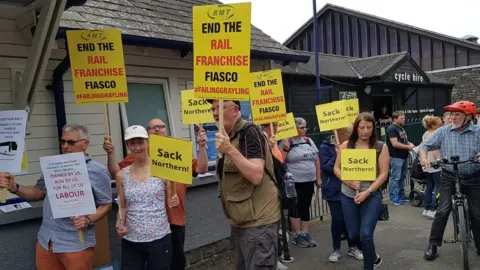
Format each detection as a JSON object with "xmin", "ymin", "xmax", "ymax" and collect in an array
[
  {"xmin": 207, "ymin": 5, "xmax": 235, "ymax": 20},
  {"xmin": 81, "ymin": 30, "xmax": 107, "ymax": 42}
]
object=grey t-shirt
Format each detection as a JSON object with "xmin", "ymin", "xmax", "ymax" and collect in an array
[{"xmin": 280, "ymin": 137, "xmax": 319, "ymax": 183}]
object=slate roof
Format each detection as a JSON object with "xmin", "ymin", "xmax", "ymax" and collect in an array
[
  {"xmin": 58, "ymin": 0, "xmax": 309, "ymax": 62},
  {"xmin": 282, "ymin": 51, "xmax": 453, "ymax": 85}
]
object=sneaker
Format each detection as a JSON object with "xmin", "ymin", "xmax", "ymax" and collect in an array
[
  {"xmin": 422, "ymin": 209, "xmax": 429, "ymax": 217},
  {"xmin": 373, "ymin": 255, "xmax": 383, "ymax": 269},
  {"xmin": 389, "ymin": 199, "xmax": 403, "ymax": 206},
  {"xmin": 328, "ymin": 250, "xmax": 342, "ymax": 263},
  {"xmin": 277, "ymin": 261, "xmax": 289, "ymax": 270},
  {"xmin": 292, "ymin": 234, "xmax": 310, "ymax": 248},
  {"xmin": 302, "ymin": 232, "xmax": 317, "ymax": 247},
  {"xmin": 427, "ymin": 210, "xmax": 436, "ymax": 219},
  {"xmin": 279, "ymin": 254, "xmax": 295, "ymax": 263},
  {"xmin": 347, "ymin": 247, "xmax": 364, "ymax": 260}
]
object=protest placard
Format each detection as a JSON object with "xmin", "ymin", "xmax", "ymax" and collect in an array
[
  {"xmin": 275, "ymin": 113, "xmax": 298, "ymax": 141},
  {"xmin": 149, "ymin": 135, "xmax": 193, "ymax": 185},
  {"xmin": 193, "ymin": 2, "xmax": 251, "ymax": 100},
  {"xmin": 315, "ymin": 100, "xmax": 350, "ymax": 132},
  {"xmin": 344, "ymin": 98, "xmax": 359, "ymax": 123},
  {"xmin": 250, "ymin": 69, "xmax": 287, "ymax": 125},
  {"xmin": 67, "ymin": 29, "xmax": 128, "ymax": 104},
  {"xmin": 0, "ymin": 110, "xmax": 27, "ymax": 203},
  {"xmin": 340, "ymin": 149, "xmax": 377, "ymax": 181},
  {"xmin": 39, "ymin": 152, "xmax": 97, "ymax": 219},
  {"xmin": 181, "ymin": 90, "xmax": 214, "ymax": 124}
]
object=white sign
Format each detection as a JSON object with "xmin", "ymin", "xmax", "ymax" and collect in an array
[
  {"xmin": 40, "ymin": 153, "xmax": 96, "ymax": 219},
  {"xmin": 0, "ymin": 110, "xmax": 27, "ymax": 173},
  {"xmin": 0, "ymin": 202, "xmax": 32, "ymax": 213}
]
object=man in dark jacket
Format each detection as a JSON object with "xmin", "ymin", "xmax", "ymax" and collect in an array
[{"xmin": 319, "ymin": 126, "xmax": 364, "ymax": 263}]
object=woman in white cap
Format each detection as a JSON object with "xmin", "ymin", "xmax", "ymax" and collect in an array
[{"xmin": 115, "ymin": 125, "xmax": 172, "ymax": 270}]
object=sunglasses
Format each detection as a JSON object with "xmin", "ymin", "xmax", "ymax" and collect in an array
[
  {"xmin": 60, "ymin": 139, "xmax": 85, "ymax": 146},
  {"xmin": 147, "ymin": 124, "xmax": 166, "ymax": 130}
]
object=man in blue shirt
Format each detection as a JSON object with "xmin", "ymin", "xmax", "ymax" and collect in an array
[
  {"xmin": 0, "ymin": 124, "xmax": 112, "ymax": 270},
  {"xmin": 419, "ymin": 101, "xmax": 480, "ymax": 260}
]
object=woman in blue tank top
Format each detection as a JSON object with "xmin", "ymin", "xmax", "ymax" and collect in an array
[{"xmin": 333, "ymin": 112, "xmax": 390, "ymax": 270}]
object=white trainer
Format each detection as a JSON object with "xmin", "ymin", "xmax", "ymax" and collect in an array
[{"xmin": 348, "ymin": 247, "xmax": 364, "ymax": 260}]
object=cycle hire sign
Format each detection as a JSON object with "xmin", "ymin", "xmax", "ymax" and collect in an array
[
  {"xmin": 66, "ymin": 29, "xmax": 128, "ymax": 104},
  {"xmin": 275, "ymin": 113, "xmax": 298, "ymax": 141},
  {"xmin": 249, "ymin": 69, "xmax": 287, "ymax": 125},
  {"xmin": 315, "ymin": 100, "xmax": 350, "ymax": 132},
  {"xmin": 149, "ymin": 135, "xmax": 193, "ymax": 185},
  {"xmin": 341, "ymin": 149, "xmax": 377, "ymax": 181},
  {"xmin": 192, "ymin": 2, "xmax": 251, "ymax": 100},
  {"xmin": 181, "ymin": 90, "xmax": 214, "ymax": 124}
]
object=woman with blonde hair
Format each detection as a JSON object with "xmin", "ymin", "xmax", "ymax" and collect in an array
[{"xmin": 421, "ymin": 115, "xmax": 442, "ymax": 219}]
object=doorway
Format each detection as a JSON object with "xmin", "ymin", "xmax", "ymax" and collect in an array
[{"xmin": 371, "ymin": 95, "xmax": 394, "ymax": 122}]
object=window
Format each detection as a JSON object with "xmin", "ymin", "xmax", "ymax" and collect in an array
[{"xmin": 123, "ymin": 82, "xmax": 171, "ymax": 134}]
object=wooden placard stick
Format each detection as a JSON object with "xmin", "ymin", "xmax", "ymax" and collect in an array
[
  {"xmin": 217, "ymin": 100, "xmax": 225, "ymax": 158},
  {"xmin": 0, "ymin": 173, "xmax": 12, "ymax": 203},
  {"xmin": 269, "ymin": 123, "xmax": 274, "ymax": 137},
  {"xmin": 103, "ymin": 104, "xmax": 110, "ymax": 135},
  {"xmin": 78, "ymin": 230, "xmax": 85, "ymax": 244}
]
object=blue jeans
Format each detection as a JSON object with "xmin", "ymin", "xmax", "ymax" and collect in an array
[
  {"xmin": 341, "ymin": 192, "xmax": 383, "ymax": 270},
  {"xmin": 424, "ymin": 172, "xmax": 441, "ymax": 211},
  {"xmin": 389, "ymin": 157, "xmax": 408, "ymax": 201},
  {"xmin": 327, "ymin": 200, "xmax": 357, "ymax": 251}
]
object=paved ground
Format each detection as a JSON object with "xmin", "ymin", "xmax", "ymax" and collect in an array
[{"xmin": 283, "ymin": 204, "xmax": 480, "ymax": 270}]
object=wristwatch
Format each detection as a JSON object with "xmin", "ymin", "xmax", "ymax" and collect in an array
[
  {"xmin": 87, "ymin": 217, "xmax": 94, "ymax": 226},
  {"xmin": 11, "ymin": 183, "xmax": 19, "ymax": 194}
]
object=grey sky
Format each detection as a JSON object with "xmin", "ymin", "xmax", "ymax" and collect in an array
[{"xmin": 221, "ymin": 0, "xmax": 480, "ymax": 44}]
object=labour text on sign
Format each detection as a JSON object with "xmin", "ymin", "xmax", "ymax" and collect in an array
[
  {"xmin": 149, "ymin": 135, "xmax": 193, "ymax": 185},
  {"xmin": 40, "ymin": 152, "xmax": 97, "ymax": 219},
  {"xmin": 67, "ymin": 29, "xmax": 128, "ymax": 104},
  {"xmin": 340, "ymin": 149, "xmax": 377, "ymax": 181},
  {"xmin": 249, "ymin": 69, "xmax": 287, "ymax": 125},
  {"xmin": 193, "ymin": 3, "xmax": 251, "ymax": 100}
]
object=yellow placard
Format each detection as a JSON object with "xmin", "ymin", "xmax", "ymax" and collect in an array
[
  {"xmin": 276, "ymin": 113, "xmax": 298, "ymax": 141},
  {"xmin": 344, "ymin": 98, "xmax": 359, "ymax": 123},
  {"xmin": 149, "ymin": 135, "xmax": 193, "ymax": 185},
  {"xmin": 181, "ymin": 90, "xmax": 214, "ymax": 124},
  {"xmin": 66, "ymin": 29, "xmax": 128, "ymax": 104},
  {"xmin": 316, "ymin": 100, "xmax": 350, "ymax": 132},
  {"xmin": 249, "ymin": 69, "xmax": 287, "ymax": 124},
  {"xmin": 341, "ymin": 149, "xmax": 377, "ymax": 181},
  {"xmin": 193, "ymin": 3, "xmax": 251, "ymax": 101},
  {"xmin": 21, "ymin": 149, "xmax": 28, "ymax": 173}
]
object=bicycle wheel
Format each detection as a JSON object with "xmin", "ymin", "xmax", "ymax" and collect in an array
[{"xmin": 457, "ymin": 205, "xmax": 470, "ymax": 270}]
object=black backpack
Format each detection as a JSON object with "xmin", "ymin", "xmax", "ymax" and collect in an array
[
  {"xmin": 286, "ymin": 137, "xmax": 312, "ymax": 153},
  {"xmin": 410, "ymin": 155, "xmax": 426, "ymax": 180}
]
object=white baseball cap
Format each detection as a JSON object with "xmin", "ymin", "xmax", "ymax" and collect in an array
[{"xmin": 124, "ymin": 125, "xmax": 149, "ymax": 141}]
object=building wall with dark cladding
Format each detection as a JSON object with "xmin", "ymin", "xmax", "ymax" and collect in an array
[
  {"xmin": 285, "ymin": 9, "xmax": 480, "ymax": 71},
  {"xmin": 428, "ymin": 65, "xmax": 480, "ymax": 103}
]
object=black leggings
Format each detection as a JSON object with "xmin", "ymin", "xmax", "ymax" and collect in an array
[
  {"xmin": 121, "ymin": 234, "xmax": 172, "ymax": 270},
  {"xmin": 288, "ymin": 181, "xmax": 315, "ymax": 221}
]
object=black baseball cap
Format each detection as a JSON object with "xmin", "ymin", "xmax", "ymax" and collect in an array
[{"xmin": 206, "ymin": 99, "xmax": 241, "ymax": 109}]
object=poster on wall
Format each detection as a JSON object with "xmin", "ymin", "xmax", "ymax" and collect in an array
[{"xmin": 194, "ymin": 101, "xmax": 252, "ymax": 163}]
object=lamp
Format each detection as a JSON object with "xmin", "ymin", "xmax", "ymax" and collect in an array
[{"xmin": 364, "ymin": 85, "xmax": 372, "ymax": 95}]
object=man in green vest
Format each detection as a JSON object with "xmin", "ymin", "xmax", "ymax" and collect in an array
[{"xmin": 202, "ymin": 99, "xmax": 281, "ymax": 270}]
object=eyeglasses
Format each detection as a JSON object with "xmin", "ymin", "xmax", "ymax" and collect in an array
[
  {"xmin": 210, "ymin": 104, "xmax": 237, "ymax": 113},
  {"xmin": 147, "ymin": 124, "xmax": 166, "ymax": 130},
  {"xmin": 297, "ymin": 126, "xmax": 306, "ymax": 130},
  {"xmin": 60, "ymin": 139, "xmax": 85, "ymax": 146}
]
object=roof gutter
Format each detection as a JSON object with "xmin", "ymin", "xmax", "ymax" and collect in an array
[{"xmin": 55, "ymin": 27, "xmax": 310, "ymax": 64}]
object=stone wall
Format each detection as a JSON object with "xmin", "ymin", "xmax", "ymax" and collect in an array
[
  {"xmin": 185, "ymin": 237, "xmax": 235, "ymax": 270},
  {"xmin": 428, "ymin": 65, "xmax": 480, "ymax": 104}
]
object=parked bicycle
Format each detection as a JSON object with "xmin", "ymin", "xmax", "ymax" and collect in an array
[{"xmin": 431, "ymin": 156, "xmax": 479, "ymax": 270}]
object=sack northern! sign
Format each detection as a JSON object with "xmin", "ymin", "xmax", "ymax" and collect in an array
[
  {"xmin": 193, "ymin": 3, "xmax": 251, "ymax": 100},
  {"xmin": 181, "ymin": 90, "xmax": 214, "ymax": 124},
  {"xmin": 315, "ymin": 100, "xmax": 350, "ymax": 132},
  {"xmin": 341, "ymin": 149, "xmax": 377, "ymax": 181},
  {"xmin": 66, "ymin": 29, "xmax": 128, "ymax": 104},
  {"xmin": 275, "ymin": 113, "xmax": 297, "ymax": 141}
]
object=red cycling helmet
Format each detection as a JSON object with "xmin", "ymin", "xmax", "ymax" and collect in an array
[{"xmin": 444, "ymin": 101, "xmax": 477, "ymax": 117}]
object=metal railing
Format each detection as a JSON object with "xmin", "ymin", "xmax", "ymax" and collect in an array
[{"xmin": 307, "ymin": 122, "xmax": 422, "ymax": 220}]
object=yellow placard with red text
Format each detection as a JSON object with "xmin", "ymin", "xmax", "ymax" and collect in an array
[
  {"xmin": 149, "ymin": 135, "xmax": 193, "ymax": 185},
  {"xmin": 66, "ymin": 29, "xmax": 128, "ymax": 104},
  {"xmin": 193, "ymin": 2, "xmax": 251, "ymax": 100},
  {"xmin": 275, "ymin": 113, "xmax": 298, "ymax": 141},
  {"xmin": 341, "ymin": 149, "xmax": 377, "ymax": 181},
  {"xmin": 344, "ymin": 98, "xmax": 359, "ymax": 123},
  {"xmin": 181, "ymin": 90, "xmax": 214, "ymax": 124},
  {"xmin": 315, "ymin": 100, "xmax": 350, "ymax": 132},
  {"xmin": 250, "ymin": 69, "xmax": 287, "ymax": 125}
]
